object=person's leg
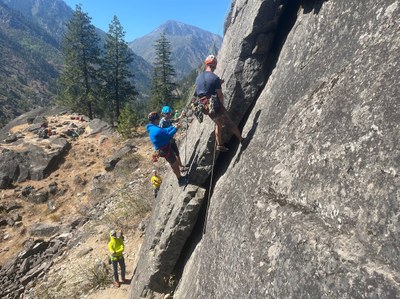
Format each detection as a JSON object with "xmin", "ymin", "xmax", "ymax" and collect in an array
[
  {"xmin": 170, "ymin": 160, "xmax": 181, "ymax": 179},
  {"xmin": 171, "ymin": 141, "xmax": 183, "ymax": 167},
  {"xmin": 112, "ymin": 260, "xmax": 119, "ymax": 283},
  {"xmin": 119, "ymin": 258, "xmax": 126, "ymax": 281},
  {"xmin": 222, "ymin": 113, "xmax": 243, "ymax": 141},
  {"xmin": 165, "ymin": 151, "xmax": 181, "ymax": 179},
  {"xmin": 213, "ymin": 117, "xmax": 223, "ymax": 146}
]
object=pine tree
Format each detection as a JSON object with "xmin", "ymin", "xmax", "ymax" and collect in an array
[
  {"xmin": 116, "ymin": 105, "xmax": 138, "ymax": 138},
  {"xmin": 149, "ymin": 32, "xmax": 176, "ymax": 111},
  {"xmin": 57, "ymin": 5, "xmax": 100, "ymax": 119},
  {"xmin": 98, "ymin": 16, "xmax": 136, "ymax": 123}
]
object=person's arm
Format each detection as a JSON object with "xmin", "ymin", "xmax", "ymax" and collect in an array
[
  {"xmin": 164, "ymin": 126, "xmax": 177, "ymax": 138},
  {"xmin": 108, "ymin": 240, "xmax": 115, "ymax": 255},
  {"xmin": 214, "ymin": 75, "xmax": 224, "ymax": 105},
  {"xmin": 116, "ymin": 241, "xmax": 124, "ymax": 254}
]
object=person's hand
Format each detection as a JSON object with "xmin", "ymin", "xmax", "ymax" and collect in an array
[
  {"xmin": 174, "ymin": 123, "xmax": 181, "ymax": 129},
  {"xmin": 220, "ymin": 78, "xmax": 225, "ymax": 84}
]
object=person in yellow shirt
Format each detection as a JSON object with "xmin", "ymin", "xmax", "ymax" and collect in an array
[
  {"xmin": 151, "ymin": 170, "xmax": 162, "ymax": 198},
  {"xmin": 108, "ymin": 230, "xmax": 126, "ymax": 288}
]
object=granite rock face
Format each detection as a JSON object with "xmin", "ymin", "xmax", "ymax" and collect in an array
[
  {"xmin": 130, "ymin": 182, "xmax": 206, "ymax": 297},
  {"xmin": 0, "ymin": 138, "xmax": 70, "ymax": 188},
  {"xmin": 130, "ymin": 0, "xmax": 400, "ymax": 298}
]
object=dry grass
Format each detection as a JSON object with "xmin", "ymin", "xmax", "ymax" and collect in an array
[{"xmin": 102, "ymin": 194, "xmax": 151, "ymax": 231}]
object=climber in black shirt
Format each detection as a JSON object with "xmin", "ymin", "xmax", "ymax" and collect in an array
[{"xmin": 194, "ymin": 55, "xmax": 245, "ymax": 152}]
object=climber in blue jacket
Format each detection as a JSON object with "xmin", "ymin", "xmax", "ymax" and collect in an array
[{"xmin": 146, "ymin": 112, "xmax": 187, "ymax": 186}]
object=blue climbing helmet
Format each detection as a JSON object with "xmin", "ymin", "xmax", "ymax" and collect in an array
[{"xmin": 161, "ymin": 105, "xmax": 172, "ymax": 115}]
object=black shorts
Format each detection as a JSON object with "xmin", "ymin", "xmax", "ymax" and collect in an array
[
  {"xmin": 158, "ymin": 143, "xmax": 177, "ymax": 165},
  {"xmin": 165, "ymin": 150, "xmax": 177, "ymax": 164}
]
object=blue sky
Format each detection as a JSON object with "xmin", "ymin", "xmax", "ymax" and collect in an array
[{"xmin": 63, "ymin": 0, "xmax": 232, "ymax": 42}]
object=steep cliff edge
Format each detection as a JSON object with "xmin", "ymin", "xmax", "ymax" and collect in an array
[{"xmin": 130, "ymin": 0, "xmax": 400, "ymax": 298}]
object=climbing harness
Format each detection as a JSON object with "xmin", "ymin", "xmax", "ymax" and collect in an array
[
  {"xmin": 157, "ymin": 143, "xmax": 172, "ymax": 159},
  {"xmin": 191, "ymin": 99, "xmax": 204, "ymax": 123}
]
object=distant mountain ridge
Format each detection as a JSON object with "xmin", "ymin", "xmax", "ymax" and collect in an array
[
  {"xmin": 0, "ymin": 0, "xmax": 72, "ymax": 42},
  {"xmin": 129, "ymin": 20, "xmax": 223, "ymax": 79},
  {"xmin": 0, "ymin": 0, "xmax": 62, "ymax": 127},
  {"xmin": 0, "ymin": 2, "xmax": 222, "ymax": 127}
]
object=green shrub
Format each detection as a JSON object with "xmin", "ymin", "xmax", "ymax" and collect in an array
[{"xmin": 116, "ymin": 106, "xmax": 139, "ymax": 139}]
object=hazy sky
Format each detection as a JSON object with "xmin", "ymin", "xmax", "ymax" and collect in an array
[{"xmin": 63, "ymin": 0, "xmax": 232, "ymax": 42}]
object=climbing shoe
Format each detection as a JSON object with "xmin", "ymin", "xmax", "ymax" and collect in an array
[
  {"xmin": 216, "ymin": 145, "xmax": 229, "ymax": 152},
  {"xmin": 240, "ymin": 137, "xmax": 249, "ymax": 148},
  {"xmin": 178, "ymin": 175, "xmax": 188, "ymax": 186},
  {"xmin": 180, "ymin": 165, "xmax": 189, "ymax": 171}
]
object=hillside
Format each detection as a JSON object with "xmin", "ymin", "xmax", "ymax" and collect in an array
[
  {"xmin": 0, "ymin": 106, "xmax": 184, "ymax": 298},
  {"xmin": 0, "ymin": 1, "xmax": 62, "ymax": 128},
  {"xmin": 0, "ymin": 0, "xmax": 73, "ymax": 42},
  {"xmin": 128, "ymin": 20, "xmax": 223, "ymax": 79}
]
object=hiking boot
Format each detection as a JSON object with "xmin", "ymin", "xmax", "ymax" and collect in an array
[
  {"xmin": 216, "ymin": 145, "xmax": 229, "ymax": 152},
  {"xmin": 178, "ymin": 175, "xmax": 188, "ymax": 186},
  {"xmin": 114, "ymin": 281, "xmax": 120, "ymax": 288}
]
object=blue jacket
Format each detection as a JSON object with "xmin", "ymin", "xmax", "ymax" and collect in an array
[{"xmin": 146, "ymin": 123, "xmax": 177, "ymax": 149}]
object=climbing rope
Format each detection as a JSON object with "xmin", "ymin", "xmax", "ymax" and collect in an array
[
  {"xmin": 202, "ymin": 124, "xmax": 218, "ymax": 235},
  {"xmin": 183, "ymin": 110, "xmax": 188, "ymax": 171}
]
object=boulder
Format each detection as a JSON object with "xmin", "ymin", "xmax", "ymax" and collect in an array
[
  {"xmin": 85, "ymin": 119, "xmax": 114, "ymax": 136},
  {"xmin": 4, "ymin": 134, "xmax": 17, "ymax": 143},
  {"xmin": 103, "ymin": 143, "xmax": 136, "ymax": 171},
  {"xmin": 28, "ymin": 223, "xmax": 63, "ymax": 237},
  {"xmin": 0, "ymin": 138, "xmax": 70, "ymax": 189},
  {"xmin": 28, "ymin": 190, "xmax": 49, "ymax": 204}
]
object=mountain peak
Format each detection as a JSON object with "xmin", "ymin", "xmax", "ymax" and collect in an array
[
  {"xmin": 129, "ymin": 20, "xmax": 222, "ymax": 79},
  {"xmin": 154, "ymin": 19, "xmax": 218, "ymax": 37}
]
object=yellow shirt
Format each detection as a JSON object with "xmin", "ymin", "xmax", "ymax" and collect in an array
[
  {"xmin": 151, "ymin": 175, "xmax": 162, "ymax": 188},
  {"xmin": 108, "ymin": 235, "xmax": 124, "ymax": 261}
]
